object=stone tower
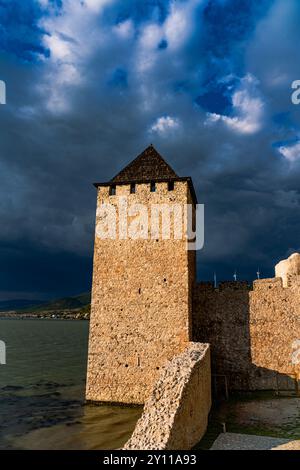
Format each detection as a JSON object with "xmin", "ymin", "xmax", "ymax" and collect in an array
[{"xmin": 86, "ymin": 145, "xmax": 197, "ymax": 404}]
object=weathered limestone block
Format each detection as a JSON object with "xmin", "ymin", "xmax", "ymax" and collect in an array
[
  {"xmin": 275, "ymin": 252, "xmax": 300, "ymax": 287},
  {"xmin": 124, "ymin": 343, "xmax": 211, "ymax": 450}
]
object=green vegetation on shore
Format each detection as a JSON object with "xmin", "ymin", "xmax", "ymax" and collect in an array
[{"xmin": 0, "ymin": 292, "xmax": 91, "ymax": 320}]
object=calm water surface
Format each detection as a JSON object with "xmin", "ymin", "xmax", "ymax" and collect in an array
[{"xmin": 0, "ymin": 319, "xmax": 141, "ymax": 449}]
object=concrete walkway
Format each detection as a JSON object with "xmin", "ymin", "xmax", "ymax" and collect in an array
[{"xmin": 211, "ymin": 433, "xmax": 300, "ymax": 450}]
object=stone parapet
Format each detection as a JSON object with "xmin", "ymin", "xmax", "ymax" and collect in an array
[
  {"xmin": 253, "ymin": 277, "xmax": 283, "ymax": 291},
  {"xmin": 124, "ymin": 343, "xmax": 211, "ymax": 450}
]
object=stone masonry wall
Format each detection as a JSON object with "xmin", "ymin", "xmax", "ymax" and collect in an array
[
  {"xmin": 124, "ymin": 343, "xmax": 211, "ymax": 450},
  {"xmin": 250, "ymin": 277, "xmax": 300, "ymax": 389},
  {"xmin": 193, "ymin": 278, "xmax": 300, "ymax": 391},
  {"xmin": 86, "ymin": 181, "xmax": 195, "ymax": 404}
]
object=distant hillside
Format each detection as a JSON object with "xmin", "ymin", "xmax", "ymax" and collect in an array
[
  {"xmin": 22, "ymin": 292, "xmax": 91, "ymax": 312},
  {"xmin": 0, "ymin": 299, "xmax": 46, "ymax": 312},
  {"xmin": 0, "ymin": 292, "xmax": 91, "ymax": 320}
]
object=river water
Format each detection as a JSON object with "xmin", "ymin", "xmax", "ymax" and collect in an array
[{"xmin": 0, "ymin": 319, "xmax": 141, "ymax": 449}]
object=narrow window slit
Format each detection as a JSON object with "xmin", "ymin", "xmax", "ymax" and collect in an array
[
  {"xmin": 109, "ymin": 184, "xmax": 116, "ymax": 196},
  {"xmin": 150, "ymin": 181, "xmax": 156, "ymax": 192},
  {"xmin": 168, "ymin": 181, "xmax": 174, "ymax": 191}
]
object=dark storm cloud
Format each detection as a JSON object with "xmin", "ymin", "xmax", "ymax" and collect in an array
[{"xmin": 0, "ymin": 0, "xmax": 299, "ymax": 299}]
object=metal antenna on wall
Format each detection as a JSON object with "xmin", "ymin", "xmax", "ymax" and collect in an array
[
  {"xmin": 256, "ymin": 268, "xmax": 260, "ymax": 279},
  {"xmin": 213, "ymin": 272, "xmax": 217, "ymax": 288},
  {"xmin": 233, "ymin": 270, "xmax": 237, "ymax": 282}
]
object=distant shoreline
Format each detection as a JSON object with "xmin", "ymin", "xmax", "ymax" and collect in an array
[{"xmin": 0, "ymin": 309, "xmax": 90, "ymax": 321}]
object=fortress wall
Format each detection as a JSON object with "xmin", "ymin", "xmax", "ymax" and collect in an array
[
  {"xmin": 193, "ymin": 278, "xmax": 300, "ymax": 390},
  {"xmin": 124, "ymin": 343, "xmax": 211, "ymax": 450},
  {"xmin": 193, "ymin": 281, "xmax": 252, "ymax": 389},
  {"xmin": 250, "ymin": 278, "xmax": 300, "ymax": 385},
  {"xmin": 86, "ymin": 181, "xmax": 195, "ymax": 404}
]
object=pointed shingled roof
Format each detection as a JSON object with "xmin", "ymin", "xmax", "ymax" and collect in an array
[
  {"xmin": 111, "ymin": 145, "xmax": 178, "ymax": 183},
  {"xmin": 93, "ymin": 144, "xmax": 198, "ymax": 204}
]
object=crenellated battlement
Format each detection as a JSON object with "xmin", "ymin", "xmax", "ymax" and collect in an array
[
  {"xmin": 252, "ymin": 277, "xmax": 283, "ymax": 291},
  {"xmin": 195, "ymin": 281, "xmax": 250, "ymax": 292},
  {"xmin": 218, "ymin": 281, "xmax": 250, "ymax": 291},
  {"xmin": 196, "ymin": 281, "xmax": 214, "ymax": 291},
  {"xmin": 196, "ymin": 275, "xmax": 300, "ymax": 294}
]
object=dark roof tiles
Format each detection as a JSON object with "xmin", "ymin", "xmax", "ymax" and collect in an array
[
  {"xmin": 111, "ymin": 145, "xmax": 178, "ymax": 182},
  {"xmin": 94, "ymin": 145, "xmax": 198, "ymax": 204}
]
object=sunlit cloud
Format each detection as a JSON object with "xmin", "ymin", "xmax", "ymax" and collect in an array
[
  {"xmin": 150, "ymin": 116, "xmax": 181, "ymax": 135},
  {"xmin": 278, "ymin": 141, "xmax": 300, "ymax": 163},
  {"xmin": 205, "ymin": 75, "xmax": 264, "ymax": 134}
]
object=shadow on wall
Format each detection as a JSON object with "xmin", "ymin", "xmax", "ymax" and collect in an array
[{"xmin": 192, "ymin": 279, "xmax": 300, "ymax": 393}]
